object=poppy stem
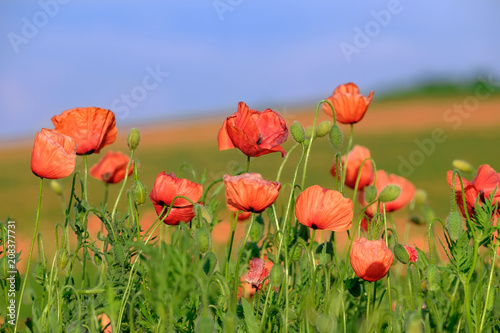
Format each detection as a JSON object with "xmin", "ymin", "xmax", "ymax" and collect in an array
[
  {"xmin": 15, "ymin": 177, "xmax": 43, "ymax": 332},
  {"xmin": 111, "ymin": 149, "xmax": 135, "ymax": 221},
  {"xmin": 83, "ymin": 155, "xmax": 88, "ymax": 201},
  {"xmin": 366, "ymin": 281, "xmax": 372, "ymax": 332},
  {"xmin": 301, "ymin": 101, "xmax": 321, "ymax": 189},
  {"xmin": 225, "ymin": 212, "xmax": 239, "ymax": 280},
  {"xmin": 340, "ymin": 124, "xmax": 354, "ymax": 194},
  {"xmin": 245, "ymin": 156, "xmax": 251, "ymax": 173},
  {"xmin": 233, "ymin": 212, "xmax": 256, "ymax": 311}
]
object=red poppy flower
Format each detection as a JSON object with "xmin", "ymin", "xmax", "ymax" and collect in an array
[
  {"xmin": 331, "ymin": 145, "xmax": 374, "ymax": 190},
  {"xmin": 359, "ymin": 170, "xmax": 416, "ymax": 215},
  {"xmin": 295, "ymin": 185, "xmax": 353, "ymax": 232},
  {"xmin": 218, "ymin": 102, "xmax": 288, "ymax": 157},
  {"xmin": 89, "ymin": 151, "xmax": 133, "ymax": 184},
  {"xmin": 447, "ymin": 164, "xmax": 500, "ymax": 218},
  {"xmin": 224, "ymin": 173, "xmax": 281, "ymax": 213},
  {"xmin": 323, "ymin": 83, "xmax": 374, "ymax": 124},
  {"xmin": 52, "ymin": 107, "xmax": 117, "ymax": 155},
  {"xmin": 149, "ymin": 172, "xmax": 203, "ymax": 225},
  {"xmin": 350, "ymin": 237, "xmax": 393, "ymax": 282},
  {"xmin": 403, "ymin": 245, "xmax": 418, "ymax": 263},
  {"xmin": 245, "ymin": 258, "xmax": 271, "ymax": 291},
  {"xmin": 31, "ymin": 128, "xmax": 77, "ymax": 179}
]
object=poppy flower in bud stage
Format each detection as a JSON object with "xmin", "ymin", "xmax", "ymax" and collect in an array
[
  {"xmin": 218, "ymin": 102, "xmax": 288, "ymax": 157},
  {"xmin": 350, "ymin": 237, "xmax": 393, "ymax": 282},
  {"xmin": 245, "ymin": 258, "xmax": 271, "ymax": 291},
  {"xmin": 403, "ymin": 245, "xmax": 418, "ymax": 263},
  {"xmin": 359, "ymin": 170, "xmax": 416, "ymax": 215},
  {"xmin": 224, "ymin": 173, "xmax": 281, "ymax": 213},
  {"xmin": 295, "ymin": 185, "xmax": 353, "ymax": 232},
  {"xmin": 331, "ymin": 145, "xmax": 374, "ymax": 190},
  {"xmin": 89, "ymin": 151, "xmax": 133, "ymax": 184},
  {"xmin": 323, "ymin": 83, "xmax": 374, "ymax": 125},
  {"xmin": 31, "ymin": 128, "xmax": 77, "ymax": 179},
  {"xmin": 52, "ymin": 107, "xmax": 117, "ymax": 155},
  {"xmin": 447, "ymin": 164, "xmax": 500, "ymax": 218},
  {"xmin": 149, "ymin": 172, "xmax": 203, "ymax": 225}
]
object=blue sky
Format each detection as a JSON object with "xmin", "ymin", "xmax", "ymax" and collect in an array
[{"xmin": 1, "ymin": 0, "xmax": 499, "ymax": 143}]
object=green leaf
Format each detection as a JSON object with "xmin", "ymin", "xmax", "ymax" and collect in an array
[{"xmin": 241, "ymin": 298, "xmax": 258, "ymax": 333}]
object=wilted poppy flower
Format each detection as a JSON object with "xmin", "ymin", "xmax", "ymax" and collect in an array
[
  {"xmin": 149, "ymin": 172, "xmax": 203, "ymax": 225},
  {"xmin": 246, "ymin": 258, "xmax": 270, "ymax": 291},
  {"xmin": 350, "ymin": 237, "xmax": 393, "ymax": 282},
  {"xmin": 447, "ymin": 164, "xmax": 500, "ymax": 218},
  {"xmin": 331, "ymin": 145, "xmax": 374, "ymax": 190},
  {"xmin": 89, "ymin": 151, "xmax": 133, "ymax": 184},
  {"xmin": 323, "ymin": 83, "xmax": 374, "ymax": 124},
  {"xmin": 295, "ymin": 185, "xmax": 353, "ymax": 232},
  {"xmin": 359, "ymin": 170, "xmax": 416, "ymax": 215},
  {"xmin": 403, "ymin": 245, "xmax": 418, "ymax": 263},
  {"xmin": 218, "ymin": 102, "xmax": 288, "ymax": 157},
  {"xmin": 224, "ymin": 173, "xmax": 281, "ymax": 213},
  {"xmin": 31, "ymin": 128, "xmax": 77, "ymax": 179},
  {"xmin": 52, "ymin": 107, "xmax": 117, "ymax": 155}
]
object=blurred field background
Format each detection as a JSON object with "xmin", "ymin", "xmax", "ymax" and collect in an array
[{"xmin": 2, "ymin": 82, "xmax": 500, "ymax": 262}]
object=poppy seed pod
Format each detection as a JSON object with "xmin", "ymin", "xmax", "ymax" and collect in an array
[{"xmin": 350, "ymin": 237, "xmax": 393, "ymax": 282}]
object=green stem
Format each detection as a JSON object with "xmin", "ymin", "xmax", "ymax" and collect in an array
[
  {"xmin": 103, "ymin": 183, "xmax": 109, "ymax": 206},
  {"xmin": 15, "ymin": 177, "xmax": 43, "ymax": 332},
  {"xmin": 111, "ymin": 149, "xmax": 135, "ymax": 221},
  {"xmin": 83, "ymin": 155, "xmax": 88, "ymax": 201},
  {"xmin": 340, "ymin": 124, "xmax": 354, "ymax": 193},
  {"xmin": 245, "ymin": 155, "xmax": 251, "ymax": 173},
  {"xmin": 301, "ymin": 102, "xmax": 321, "ymax": 189},
  {"xmin": 366, "ymin": 282, "xmax": 372, "ymax": 333},
  {"xmin": 276, "ymin": 143, "xmax": 299, "ymax": 183},
  {"xmin": 225, "ymin": 212, "xmax": 239, "ymax": 280},
  {"xmin": 233, "ymin": 212, "xmax": 256, "ymax": 310}
]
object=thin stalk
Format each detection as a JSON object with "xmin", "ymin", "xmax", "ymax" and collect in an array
[
  {"xmin": 366, "ymin": 282, "xmax": 372, "ymax": 333},
  {"xmin": 83, "ymin": 155, "xmax": 88, "ymax": 201},
  {"xmin": 301, "ymin": 102, "xmax": 321, "ymax": 189},
  {"xmin": 340, "ymin": 124, "xmax": 354, "ymax": 193},
  {"xmin": 233, "ymin": 213, "xmax": 256, "ymax": 310},
  {"xmin": 246, "ymin": 155, "xmax": 251, "ymax": 173},
  {"xmin": 111, "ymin": 149, "xmax": 135, "ymax": 221},
  {"xmin": 479, "ymin": 248, "xmax": 498, "ymax": 331},
  {"xmin": 225, "ymin": 211, "xmax": 239, "ymax": 280},
  {"xmin": 15, "ymin": 177, "xmax": 43, "ymax": 332},
  {"xmin": 276, "ymin": 143, "xmax": 299, "ymax": 182}
]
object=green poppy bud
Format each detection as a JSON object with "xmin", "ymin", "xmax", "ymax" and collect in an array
[
  {"xmin": 393, "ymin": 243, "xmax": 410, "ymax": 264},
  {"xmin": 132, "ymin": 180, "xmax": 147, "ymax": 205},
  {"xmin": 316, "ymin": 121, "xmax": 331, "ymax": 138},
  {"xmin": 50, "ymin": 180, "xmax": 64, "ymax": 196},
  {"xmin": 446, "ymin": 211, "xmax": 463, "ymax": 241},
  {"xmin": 57, "ymin": 249, "xmax": 69, "ymax": 270},
  {"xmin": 127, "ymin": 127, "xmax": 141, "ymax": 151},
  {"xmin": 195, "ymin": 315, "xmax": 214, "ymax": 333},
  {"xmin": 364, "ymin": 185, "xmax": 378, "ymax": 203},
  {"xmin": 269, "ymin": 263, "xmax": 284, "ymax": 287},
  {"xmin": 379, "ymin": 184, "xmax": 401, "ymax": 202},
  {"xmin": 195, "ymin": 227, "xmax": 211, "ymax": 254},
  {"xmin": 414, "ymin": 189, "xmax": 427, "ymax": 205},
  {"xmin": 426, "ymin": 264, "xmax": 440, "ymax": 291},
  {"xmin": 290, "ymin": 121, "xmax": 306, "ymax": 143},
  {"xmin": 202, "ymin": 252, "xmax": 217, "ymax": 276},
  {"xmin": 223, "ymin": 314, "xmax": 237, "ymax": 333},
  {"xmin": 305, "ymin": 126, "xmax": 314, "ymax": 139},
  {"xmin": 452, "ymin": 159, "xmax": 474, "ymax": 173},
  {"xmin": 328, "ymin": 125, "xmax": 343, "ymax": 150}
]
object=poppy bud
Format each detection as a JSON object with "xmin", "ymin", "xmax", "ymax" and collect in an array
[
  {"xmin": 195, "ymin": 227, "xmax": 211, "ymax": 254},
  {"xmin": 393, "ymin": 243, "xmax": 410, "ymax": 264},
  {"xmin": 446, "ymin": 211, "xmax": 462, "ymax": 241},
  {"xmin": 94, "ymin": 253, "xmax": 102, "ymax": 266},
  {"xmin": 290, "ymin": 121, "xmax": 306, "ymax": 143},
  {"xmin": 452, "ymin": 159, "xmax": 474, "ymax": 173},
  {"xmin": 414, "ymin": 189, "xmax": 427, "ymax": 205},
  {"xmin": 202, "ymin": 252, "xmax": 217, "ymax": 276},
  {"xmin": 409, "ymin": 214, "xmax": 425, "ymax": 225},
  {"xmin": 249, "ymin": 217, "xmax": 265, "ymax": 243},
  {"xmin": 316, "ymin": 121, "xmax": 331, "ymax": 138},
  {"xmin": 378, "ymin": 184, "xmax": 401, "ymax": 202},
  {"xmin": 364, "ymin": 185, "xmax": 378, "ymax": 203},
  {"xmin": 127, "ymin": 127, "xmax": 141, "ymax": 151},
  {"xmin": 195, "ymin": 316, "xmax": 214, "ymax": 333},
  {"xmin": 484, "ymin": 287, "xmax": 495, "ymax": 311},
  {"xmin": 328, "ymin": 125, "xmax": 343, "ymax": 150},
  {"xmin": 426, "ymin": 264, "xmax": 440, "ymax": 291},
  {"xmin": 316, "ymin": 314, "xmax": 335, "ymax": 333},
  {"xmin": 223, "ymin": 314, "xmax": 236, "ymax": 333},
  {"xmin": 305, "ymin": 126, "xmax": 314, "ymax": 139},
  {"xmin": 57, "ymin": 249, "xmax": 69, "ymax": 270},
  {"xmin": 132, "ymin": 180, "xmax": 147, "ymax": 205},
  {"xmin": 50, "ymin": 180, "xmax": 64, "ymax": 196},
  {"xmin": 269, "ymin": 263, "xmax": 284, "ymax": 287},
  {"xmin": 35, "ymin": 263, "xmax": 46, "ymax": 285}
]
